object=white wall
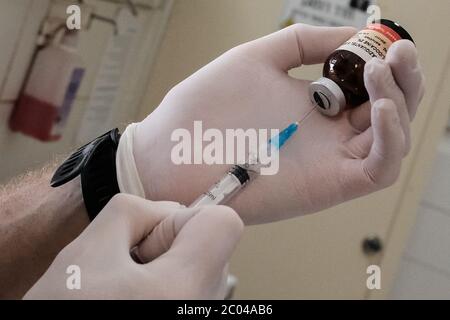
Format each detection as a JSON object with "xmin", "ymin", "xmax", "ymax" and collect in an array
[{"xmin": 390, "ymin": 129, "xmax": 450, "ymax": 299}]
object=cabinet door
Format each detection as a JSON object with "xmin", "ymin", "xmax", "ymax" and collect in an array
[{"xmin": 0, "ymin": 0, "xmax": 173, "ymax": 182}]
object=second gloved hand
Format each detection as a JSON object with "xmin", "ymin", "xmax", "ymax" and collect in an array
[{"xmin": 24, "ymin": 195, "xmax": 243, "ymax": 300}]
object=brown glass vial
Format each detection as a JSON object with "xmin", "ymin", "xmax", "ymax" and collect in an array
[{"xmin": 310, "ymin": 19, "xmax": 414, "ymax": 117}]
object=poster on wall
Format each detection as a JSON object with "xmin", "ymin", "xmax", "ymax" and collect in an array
[{"xmin": 280, "ymin": 0, "xmax": 376, "ymax": 29}]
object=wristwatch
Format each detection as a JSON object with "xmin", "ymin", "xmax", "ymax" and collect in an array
[{"xmin": 51, "ymin": 129, "xmax": 121, "ymax": 221}]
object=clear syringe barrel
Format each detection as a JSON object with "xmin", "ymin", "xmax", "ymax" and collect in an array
[
  {"xmin": 190, "ymin": 166, "xmax": 250, "ymax": 207},
  {"xmin": 189, "ymin": 120, "xmax": 301, "ymax": 208}
]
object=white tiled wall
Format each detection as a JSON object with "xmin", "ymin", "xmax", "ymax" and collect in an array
[
  {"xmin": 390, "ymin": 130, "xmax": 450, "ymax": 299},
  {"xmin": 390, "ymin": 258, "xmax": 450, "ymax": 299}
]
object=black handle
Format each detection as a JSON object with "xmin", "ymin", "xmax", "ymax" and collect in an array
[{"xmin": 362, "ymin": 236, "xmax": 383, "ymax": 255}]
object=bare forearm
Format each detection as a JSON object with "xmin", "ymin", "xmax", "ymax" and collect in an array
[{"xmin": 0, "ymin": 164, "xmax": 89, "ymax": 299}]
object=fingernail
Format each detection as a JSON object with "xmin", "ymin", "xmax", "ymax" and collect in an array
[
  {"xmin": 391, "ymin": 41, "xmax": 419, "ymax": 70},
  {"xmin": 130, "ymin": 247, "xmax": 144, "ymax": 264}
]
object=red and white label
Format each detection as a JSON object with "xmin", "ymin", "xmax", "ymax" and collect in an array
[{"xmin": 338, "ymin": 23, "xmax": 402, "ymax": 62}]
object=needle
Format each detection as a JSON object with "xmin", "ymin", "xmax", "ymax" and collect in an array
[
  {"xmin": 268, "ymin": 107, "xmax": 317, "ymax": 150},
  {"xmin": 297, "ymin": 107, "xmax": 317, "ymax": 126}
]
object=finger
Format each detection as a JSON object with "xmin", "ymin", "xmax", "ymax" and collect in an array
[
  {"xmin": 347, "ymin": 101, "xmax": 372, "ymax": 133},
  {"xmin": 344, "ymin": 127, "xmax": 373, "ymax": 159},
  {"xmin": 362, "ymin": 99, "xmax": 405, "ymax": 188},
  {"xmin": 238, "ymin": 24, "xmax": 356, "ymax": 71},
  {"xmin": 151, "ymin": 206, "xmax": 243, "ymax": 280},
  {"xmin": 386, "ymin": 40, "xmax": 425, "ymax": 120},
  {"xmin": 348, "ymin": 59, "xmax": 411, "ymax": 154},
  {"xmin": 134, "ymin": 209, "xmax": 198, "ymax": 263},
  {"xmin": 86, "ymin": 194, "xmax": 183, "ymax": 252},
  {"xmin": 366, "ymin": 59, "xmax": 411, "ymax": 154},
  {"xmin": 348, "ymin": 41, "xmax": 424, "ymax": 135}
]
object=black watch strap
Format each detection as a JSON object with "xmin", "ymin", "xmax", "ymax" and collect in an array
[{"xmin": 51, "ymin": 129, "xmax": 121, "ymax": 221}]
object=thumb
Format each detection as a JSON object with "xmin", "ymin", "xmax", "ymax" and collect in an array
[
  {"xmin": 237, "ymin": 24, "xmax": 356, "ymax": 71},
  {"xmin": 362, "ymin": 99, "xmax": 406, "ymax": 188},
  {"xmin": 149, "ymin": 206, "xmax": 243, "ymax": 281},
  {"xmin": 83, "ymin": 194, "xmax": 183, "ymax": 254},
  {"xmin": 133, "ymin": 209, "xmax": 198, "ymax": 263}
]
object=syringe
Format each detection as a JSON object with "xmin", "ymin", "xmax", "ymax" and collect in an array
[
  {"xmin": 190, "ymin": 108, "xmax": 316, "ymax": 208},
  {"xmin": 189, "ymin": 118, "xmax": 308, "ymax": 208}
]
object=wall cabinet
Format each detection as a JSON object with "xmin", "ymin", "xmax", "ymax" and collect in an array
[{"xmin": 0, "ymin": 0, "xmax": 173, "ymax": 182}]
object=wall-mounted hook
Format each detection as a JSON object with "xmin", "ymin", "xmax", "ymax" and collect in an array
[
  {"xmin": 37, "ymin": 23, "xmax": 66, "ymax": 48},
  {"xmin": 75, "ymin": 0, "xmax": 117, "ymax": 34},
  {"xmin": 77, "ymin": 0, "xmax": 139, "ymax": 34},
  {"xmin": 78, "ymin": 0, "xmax": 138, "ymax": 16},
  {"xmin": 89, "ymin": 13, "xmax": 118, "ymax": 35},
  {"xmin": 125, "ymin": 0, "xmax": 138, "ymax": 17}
]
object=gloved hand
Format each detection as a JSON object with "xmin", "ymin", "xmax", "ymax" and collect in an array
[
  {"xmin": 24, "ymin": 194, "xmax": 243, "ymax": 300},
  {"xmin": 131, "ymin": 24, "xmax": 425, "ymax": 224}
]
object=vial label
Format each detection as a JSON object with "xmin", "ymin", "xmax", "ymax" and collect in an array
[{"xmin": 338, "ymin": 23, "xmax": 402, "ymax": 62}]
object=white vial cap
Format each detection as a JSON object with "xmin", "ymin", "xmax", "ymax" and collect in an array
[{"xmin": 309, "ymin": 77, "xmax": 346, "ymax": 117}]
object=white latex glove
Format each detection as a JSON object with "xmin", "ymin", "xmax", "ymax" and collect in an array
[
  {"xmin": 131, "ymin": 24, "xmax": 425, "ymax": 224},
  {"xmin": 24, "ymin": 195, "xmax": 243, "ymax": 300}
]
